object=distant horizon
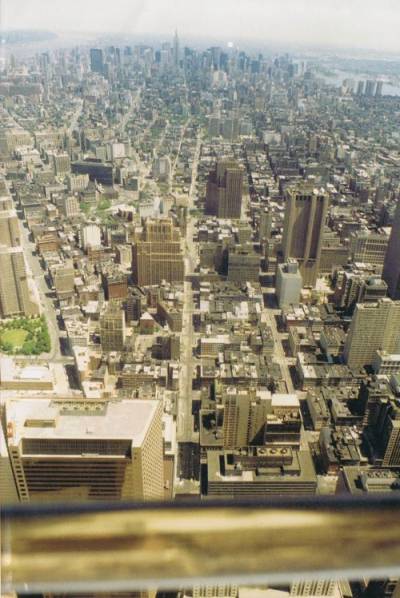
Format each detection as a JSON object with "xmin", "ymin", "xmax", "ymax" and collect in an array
[
  {"xmin": 2, "ymin": 28, "xmax": 400, "ymax": 60},
  {"xmin": 3, "ymin": 0, "xmax": 400, "ymax": 54}
]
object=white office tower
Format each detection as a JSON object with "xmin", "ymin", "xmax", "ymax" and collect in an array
[
  {"xmin": 81, "ymin": 223, "xmax": 101, "ymax": 250},
  {"xmin": 343, "ymin": 298, "xmax": 400, "ymax": 370},
  {"xmin": 5, "ymin": 398, "xmax": 164, "ymax": 503},
  {"xmin": 276, "ymin": 259, "xmax": 303, "ymax": 309}
]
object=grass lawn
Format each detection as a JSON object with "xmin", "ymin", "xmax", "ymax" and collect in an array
[
  {"xmin": 0, "ymin": 316, "xmax": 51, "ymax": 355},
  {"xmin": 0, "ymin": 328, "xmax": 29, "ymax": 348}
]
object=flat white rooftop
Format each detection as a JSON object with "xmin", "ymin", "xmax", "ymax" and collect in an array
[
  {"xmin": 0, "ymin": 357, "xmax": 52, "ymax": 383},
  {"xmin": 272, "ymin": 394, "xmax": 300, "ymax": 408},
  {"xmin": 7, "ymin": 398, "xmax": 159, "ymax": 446}
]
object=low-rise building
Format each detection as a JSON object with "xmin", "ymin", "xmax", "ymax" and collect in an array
[
  {"xmin": 306, "ymin": 391, "xmax": 331, "ymax": 431},
  {"xmin": 204, "ymin": 447, "xmax": 317, "ymax": 498},
  {"xmin": 372, "ymin": 351, "xmax": 400, "ymax": 375}
]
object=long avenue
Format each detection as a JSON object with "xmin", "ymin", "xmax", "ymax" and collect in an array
[{"xmin": 177, "ymin": 130, "xmax": 202, "ymax": 442}]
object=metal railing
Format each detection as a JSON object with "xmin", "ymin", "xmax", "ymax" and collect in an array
[{"xmin": 2, "ymin": 494, "xmax": 400, "ymax": 594}]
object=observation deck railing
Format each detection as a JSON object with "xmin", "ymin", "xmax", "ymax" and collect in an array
[{"xmin": 2, "ymin": 494, "xmax": 400, "ymax": 594}]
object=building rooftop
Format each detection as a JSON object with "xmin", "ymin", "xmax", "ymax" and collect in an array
[
  {"xmin": 0, "ymin": 357, "xmax": 53, "ymax": 386},
  {"xmin": 271, "ymin": 394, "xmax": 299, "ymax": 408},
  {"xmin": 207, "ymin": 449, "xmax": 316, "ymax": 484},
  {"xmin": 6, "ymin": 398, "xmax": 159, "ymax": 446}
]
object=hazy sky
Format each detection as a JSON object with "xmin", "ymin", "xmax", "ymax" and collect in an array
[{"xmin": 3, "ymin": 0, "xmax": 400, "ymax": 52}]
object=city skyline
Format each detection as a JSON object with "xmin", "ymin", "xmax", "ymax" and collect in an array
[{"xmin": 2, "ymin": 0, "xmax": 400, "ymax": 53}]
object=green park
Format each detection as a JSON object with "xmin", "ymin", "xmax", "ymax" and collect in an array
[{"xmin": 0, "ymin": 316, "xmax": 51, "ymax": 355}]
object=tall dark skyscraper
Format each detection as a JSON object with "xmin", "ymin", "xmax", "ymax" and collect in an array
[
  {"xmin": 282, "ymin": 184, "xmax": 329, "ymax": 287},
  {"xmin": 90, "ymin": 48, "xmax": 104, "ymax": 75},
  {"xmin": 383, "ymin": 200, "xmax": 400, "ymax": 300},
  {"xmin": 205, "ymin": 159, "xmax": 244, "ymax": 219}
]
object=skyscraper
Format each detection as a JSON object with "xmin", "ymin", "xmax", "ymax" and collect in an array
[
  {"xmin": 350, "ymin": 231, "xmax": 389, "ymax": 268},
  {"xmin": 205, "ymin": 159, "xmax": 244, "ymax": 219},
  {"xmin": 382, "ymin": 414, "xmax": 400, "ymax": 467},
  {"xmin": 173, "ymin": 30, "xmax": 180, "ymax": 67},
  {"xmin": 5, "ymin": 398, "xmax": 164, "ymax": 502},
  {"xmin": 61, "ymin": 195, "xmax": 80, "ymax": 219},
  {"xmin": 219, "ymin": 388, "xmax": 301, "ymax": 449},
  {"xmin": 365, "ymin": 80, "xmax": 376, "ymax": 97},
  {"xmin": 100, "ymin": 301, "xmax": 126, "ymax": 352},
  {"xmin": 227, "ymin": 246, "xmax": 260, "ymax": 282},
  {"xmin": 259, "ymin": 207, "xmax": 272, "ymax": 241},
  {"xmin": 276, "ymin": 259, "xmax": 303, "ymax": 308},
  {"xmin": 375, "ymin": 81, "xmax": 384, "ymax": 97},
  {"xmin": 81, "ymin": 223, "xmax": 102, "ymax": 250},
  {"xmin": 383, "ymin": 200, "xmax": 400, "ymax": 300},
  {"xmin": 356, "ymin": 80, "xmax": 365, "ymax": 96},
  {"xmin": 282, "ymin": 184, "xmax": 329, "ymax": 287},
  {"xmin": 343, "ymin": 298, "xmax": 400, "ymax": 370},
  {"xmin": 54, "ymin": 262, "xmax": 75, "ymax": 298},
  {"xmin": 0, "ymin": 246, "xmax": 39, "ymax": 317},
  {"xmin": 208, "ymin": 115, "xmax": 221, "ymax": 137},
  {"xmin": 90, "ymin": 48, "xmax": 104, "ymax": 75},
  {"xmin": 132, "ymin": 218, "xmax": 185, "ymax": 286},
  {"xmin": 222, "ymin": 388, "xmax": 270, "ymax": 449},
  {"xmin": 51, "ymin": 151, "xmax": 71, "ymax": 175}
]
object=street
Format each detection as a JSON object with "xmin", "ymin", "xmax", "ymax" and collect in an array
[
  {"xmin": 176, "ymin": 130, "xmax": 202, "ymax": 443},
  {"xmin": 67, "ymin": 98, "xmax": 83, "ymax": 135},
  {"xmin": 262, "ymin": 303, "xmax": 294, "ymax": 394}
]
